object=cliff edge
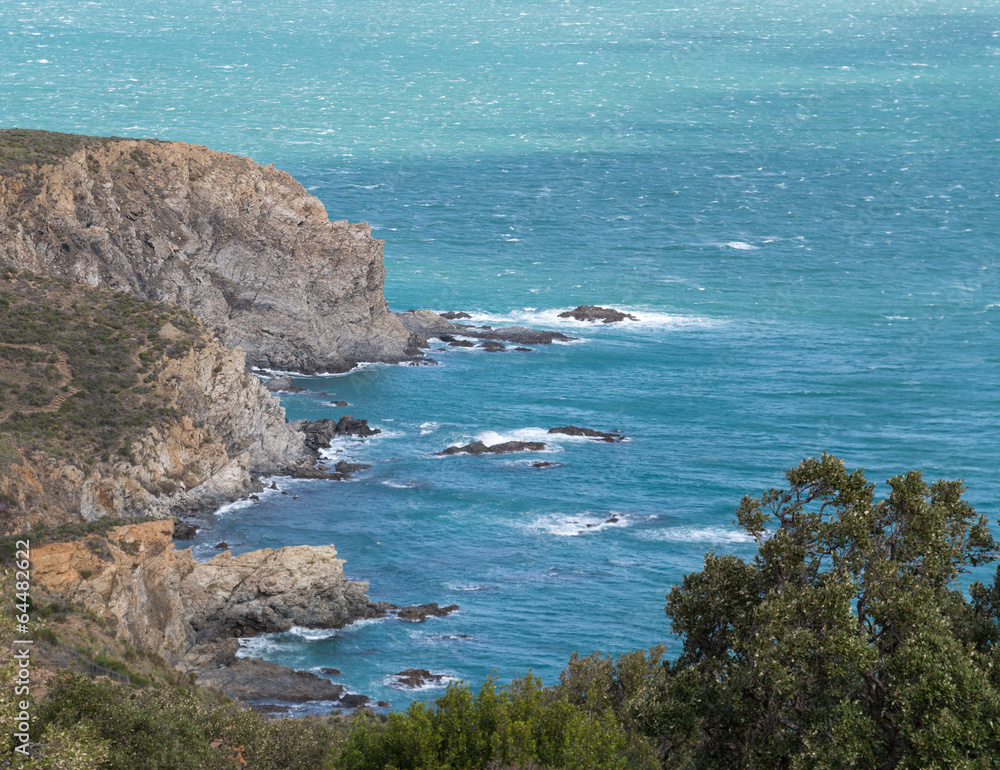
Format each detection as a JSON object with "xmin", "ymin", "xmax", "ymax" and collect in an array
[{"xmin": 0, "ymin": 128, "xmax": 418, "ymax": 373}]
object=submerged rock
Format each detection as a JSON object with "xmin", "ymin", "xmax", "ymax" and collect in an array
[
  {"xmin": 557, "ymin": 305, "xmax": 638, "ymax": 323},
  {"xmin": 532, "ymin": 461, "xmax": 563, "ymax": 469},
  {"xmin": 436, "ymin": 440, "xmax": 547, "ymax": 456},
  {"xmin": 548, "ymin": 426, "xmax": 625, "ymax": 442}
]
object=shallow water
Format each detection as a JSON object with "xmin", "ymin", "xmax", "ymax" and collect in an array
[{"xmin": 3, "ymin": 0, "xmax": 999, "ymax": 709}]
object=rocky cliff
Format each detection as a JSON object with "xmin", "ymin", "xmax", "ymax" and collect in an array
[
  {"xmin": 30, "ymin": 520, "xmax": 374, "ymax": 665},
  {"xmin": 0, "ymin": 271, "xmax": 311, "ymax": 533},
  {"xmin": 0, "ymin": 128, "xmax": 418, "ymax": 373}
]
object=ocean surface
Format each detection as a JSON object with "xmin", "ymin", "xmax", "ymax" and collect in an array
[{"xmin": 3, "ymin": 0, "xmax": 999, "ymax": 710}]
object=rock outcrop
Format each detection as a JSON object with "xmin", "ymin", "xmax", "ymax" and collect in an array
[
  {"xmin": 0, "ymin": 129, "xmax": 418, "ymax": 373},
  {"xmin": 548, "ymin": 426, "xmax": 625, "ymax": 442},
  {"xmin": 557, "ymin": 305, "xmax": 638, "ymax": 323},
  {"xmin": 394, "ymin": 309, "xmax": 574, "ymax": 345},
  {"xmin": 29, "ymin": 520, "xmax": 378, "ymax": 664},
  {"xmin": 436, "ymin": 440, "xmax": 547, "ymax": 456}
]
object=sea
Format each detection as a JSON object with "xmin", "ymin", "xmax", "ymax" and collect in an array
[{"xmin": 3, "ymin": 0, "xmax": 998, "ymax": 711}]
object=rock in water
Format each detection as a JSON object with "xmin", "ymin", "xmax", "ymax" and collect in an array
[
  {"xmin": 440, "ymin": 311, "xmax": 472, "ymax": 319},
  {"xmin": 0, "ymin": 129, "xmax": 416, "ymax": 373},
  {"xmin": 389, "ymin": 669, "xmax": 451, "ymax": 689},
  {"xmin": 436, "ymin": 440, "xmax": 547, "ymax": 456},
  {"xmin": 557, "ymin": 305, "xmax": 638, "ymax": 323},
  {"xmin": 548, "ymin": 426, "xmax": 625, "ymax": 442},
  {"xmin": 397, "ymin": 602, "xmax": 459, "ymax": 621},
  {"xmin": 264, "ymin": 375, "xmax": 306, "ymax": 393}
]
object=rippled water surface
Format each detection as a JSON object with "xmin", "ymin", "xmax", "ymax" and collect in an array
[{"xmin": 3, "ymin": 0, "xmax": 999, "ymax": 709}]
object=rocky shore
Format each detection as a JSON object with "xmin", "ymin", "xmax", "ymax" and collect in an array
[{"xmin": 29, "ymin": 520, "xmax": 458, "ymax": 709}]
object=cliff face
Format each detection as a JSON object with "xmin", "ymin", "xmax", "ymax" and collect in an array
[
  {"xmin": 0, "ymin": 271, "xmax": 310, "ymax": 533},
  {"xmin": 30, "ymin": 520, "xmax": 372, "ymax": 665},
  {"xmin": 0, "ymin": 129, "xmax": 417, "ymax": 373}
]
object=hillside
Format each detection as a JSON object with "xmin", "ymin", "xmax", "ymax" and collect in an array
[
  {"xmin": 0, "ymin": 268, "xmax": 309, "ymax": 533},
  {"xmin": 0, "ymin": 128, "xmax": 421, "ymax": 373}
]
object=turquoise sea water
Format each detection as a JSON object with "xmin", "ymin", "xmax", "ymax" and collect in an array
[{"xmin": 3, "ymin": 0, "xmax": 999, "ymax": 710}]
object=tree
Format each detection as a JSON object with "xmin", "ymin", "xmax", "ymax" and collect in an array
[{"xmin": 637, "ymin": 454, "xmax": 1000, "ymax": 769}]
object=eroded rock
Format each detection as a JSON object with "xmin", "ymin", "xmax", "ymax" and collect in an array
[
  {"xmin": 557, "ymin": 305, "xmax": 638, "ymax": 323},
  {"xmin": 548, "ymin": 426, "xmax": 625, "ymax": 442},
  {"xmin": 436, "ymin": 441, "xmax": 547, "ymax": 456}
]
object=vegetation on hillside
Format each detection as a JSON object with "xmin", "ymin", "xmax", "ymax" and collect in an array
[
  {"xmin": 2, "ymin": 455, "xmax": 998, "ymax": 768},
  {"xmin": 0, "ymin": 269, "xmax": 208, "ymax": 525}
]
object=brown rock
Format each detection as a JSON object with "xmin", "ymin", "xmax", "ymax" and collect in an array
[{"xmin": 557, "ymin": 305, "xmax": 638, "ymax": 323}]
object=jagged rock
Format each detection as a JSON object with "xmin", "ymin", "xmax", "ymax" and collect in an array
[
  {"xmin": 389, "ymin": 669, "xmax": 451, "ymax": 689},
  {"xmin": 436, "ymin": 441, "xmax": 547, "ymax": 456},
  {"xmin": 334, "ymin": 461, "xmax": 372, "ymax": 474},
  {"xmin": 321, "ymin": 667, "xmax": 342, "ymax": 676},
  {"xmin": 479, "ymin": 341, "xmax": 506, "ymax": 352},
  {"xmin": 196, "ymin": 657, "xmax": 347, "ymax": 702},
  {"xmin": 334, "ymin": 416, "xmax": 381, "ymax": 437},
  {"xmin": 214, "ymin": 542, "xmax": 229, "ymax": 549},
  {"xmin": 469, "ymin": 326, "xmax": 574, "ymax": 344},
  {"xmin": 0, "ymin": 130, "xmax": 415, "ymax": 373},
  {"xmin": 284, "ymin": 464, "xmax": 346, "ymax": 481},
  {"xmin": 548, "ymin": 426, "xmax": 625, "ymax": 442},
  {"xmin": 397, "ymin": 603, "xmax": 459, "ymax": 622},
  {"xmin": 532, "ymin": 461, "xmax": 562, "ymax": 469},
  {"xmin": 294, "ymin": 416, "xmax": 381, "ymax": 452},
  {"xmin": 448, "ymin": 339, "xmax": 475, "ymax": 348},
  {"xmin": 337, "ymin": 693, "xmax": 371, "ymax": 708},
  {"xmin": 173, "ymin": 520, "xmax": 199, "ymax": 540},
  {"xmin": 264, "ymin": 376, "xmax": 306, "ymax": 393},
  {"xmin": 326, "ymin": 400, "xmax": 349, "ymax": 407},
  {"xmin": 557, "ymin": 305, "xmax": 638, "ymax": 323},
  {"xmin": 513, "ymin": 347, "xmax": 532, "ymax": 352},
  {"xmin": 394, "ymin": 309, "xmax": 574, "ymax": 345},
  {"xmin": 440, "ymin": 311, "xmax": 472, "ymax": 320}
]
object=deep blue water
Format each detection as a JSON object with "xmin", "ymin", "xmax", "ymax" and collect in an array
[{"xmin": 2, "ymin": 0, "xmax": 999, "ymax": 710}]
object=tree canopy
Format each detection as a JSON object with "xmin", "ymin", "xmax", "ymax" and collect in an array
[{"xmin": 630, "ymin": 453, "xmax": 1000, "ymax": 769}]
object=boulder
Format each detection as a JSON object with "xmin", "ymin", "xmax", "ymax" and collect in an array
[
  {"xmin": 264, "ymin": 376, "xmax": 306, "ymax": 393},
  {"xmin": 397, "ymin": 603, "xmax": 459, "ymax": 621},
  {"xmin": 440, "ymin": 311, "xmax": 472, "ymax": 320},
  {"xmin": 436, "ymin": 441, "xmax": 547, "ymax": 456},
  {"xmin": 557, "ymin": 305, "xmax": 638, "ymax": 323},
  {"xmin": 389, "ymin": 669, "xmax": 451, "ymax": 689},
  {"xmin": 173, "ymin": 520, "xmax": 199, "ymax": 540},
  {"xmin": 548, "ymin": 426, "xmax": 625, "ymax": 442}
]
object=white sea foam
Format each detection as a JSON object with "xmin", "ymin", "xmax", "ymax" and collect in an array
[
  {"xmin": 213, "ymin": 498, "xmax": 256, "ymax": 516},
  {"xmin": 381, "ymin": 479, "xmax": 422, "ymax": 489},
  {"xmin": 524, "ymin": 511, "xmax": 638, "ymax": 537},
  {"xmin": 446, "ymin": 307, "xmax": 723, "ymax": 333},
  {"xmin": 639, "ymin": 526, "xmax": 755, "ymax": 544},
  {"xmin": 723, "ymin": 241, "xmax": 759, "ymax": 250},
  {"xmin": 384, "ymin": 673, "xmax": 459, "ymax": 691},
  {"xmin": 445, "ymin": 583, "xmax": 490, "ymax": 592}
]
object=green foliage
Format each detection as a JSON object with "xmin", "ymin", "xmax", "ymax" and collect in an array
[
  {"xmin": 338, "ymin": 674, "xmax": 652, "ymax": 770},
  {"xmin": 33, "ymin": 674, "xmax": 340, "ymax": 770},
  {"xmin": 641, "ymin": 453, "xmax": 1000, "ymax": 769},
  {"xmin": 0, "ymin": 271, "xmax": 207, "ymax": 520}
]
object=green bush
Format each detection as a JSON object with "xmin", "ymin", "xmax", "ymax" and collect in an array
[
  {"xmin": 338, "ymin": 674, "xmax": 654, "ymax": 770},
  {"xmin": 35, "ymin": 674, "xmax": 340, "ymax": 770}
]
